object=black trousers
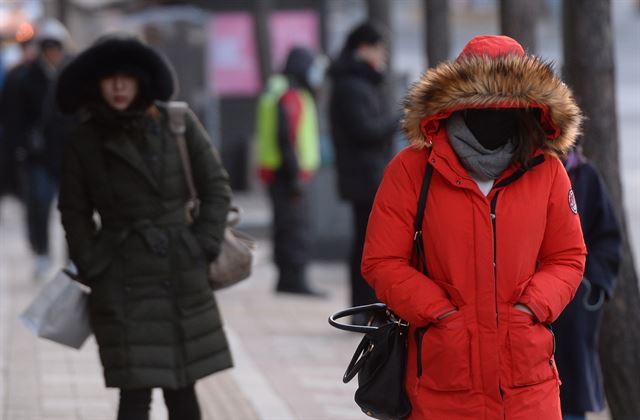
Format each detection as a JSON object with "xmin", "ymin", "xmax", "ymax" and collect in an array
[
  {"xmin": 23, "ymin": 164, "xmax": 57, "ymax": 255},
  {"xmin": 268, "ymin": 178, "xmax": 310, "ymax": 288},
  {"xmin": 117, "ymin": 384, "xmax": 200, "ymax": 420},
  {"xmin": 350, "ymin": 198, "xmax": 378, "ymax": 307}
]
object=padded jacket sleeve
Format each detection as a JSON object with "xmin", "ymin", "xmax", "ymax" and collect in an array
[
  {"xmin": 57, "ymin": 136, "xmax": 101, "ymax": 280},
  {"xmin": 361, "ymin": 155, "xmax": 457, "ymax": 326},
  {"xmin": 519, "ymin": 158, "xmax": 587, "ymax": 323}
]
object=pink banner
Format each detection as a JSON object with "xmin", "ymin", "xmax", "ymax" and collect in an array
[
  {"xmin": 269, "ymin": 10, "xmax": 320, "ymax": 72},
  {"xmin": 208, "ymin": 13, "xmax": 261, "ymax": 97}
]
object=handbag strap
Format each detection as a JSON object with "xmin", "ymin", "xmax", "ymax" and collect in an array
[
  {"xmin": 167, "ymin": 101, "xmax": 201, "ymax": 218},
  {"xmin": 413, "ymin": 162, "xmax": 434, "ymax": 277},
  {"xmin": 328, "ymin": 161, "xmax": 434, "ymax": 334}
]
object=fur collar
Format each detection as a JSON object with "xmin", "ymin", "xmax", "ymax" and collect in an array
[{"xmin": 402, "ymin": 53, "xmax": 582, "ymax": 157}]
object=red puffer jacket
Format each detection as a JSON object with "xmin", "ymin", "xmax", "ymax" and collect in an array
[{"xmin": 362, "ymin": 36, "xmax": 586, "ymax": 419}]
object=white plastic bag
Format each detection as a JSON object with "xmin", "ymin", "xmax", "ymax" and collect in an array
[{"xmin": 20, "ymin": 269, "xmax": 91, "ymax": 349}]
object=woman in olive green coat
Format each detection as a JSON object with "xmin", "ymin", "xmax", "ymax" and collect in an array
[{"xmin": 56, "ymin": 36, "xmax": 232, "ymax": 420}]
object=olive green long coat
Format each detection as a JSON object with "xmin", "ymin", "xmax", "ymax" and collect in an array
[{"xmin": 58, "ymin": 103, "xmax": 232, "ymax": 389}]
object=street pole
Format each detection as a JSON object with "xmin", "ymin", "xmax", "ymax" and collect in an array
[{"xmin": 253, "ymin": 0, "xmax": 272, "ymax": 86}]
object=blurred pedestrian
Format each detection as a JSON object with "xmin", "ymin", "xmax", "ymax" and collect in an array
[
  {"xmin": 362, "ymin": 35, "xmax": 586, "ymax": 418},
  {"xmin": 0, "ymin": 19, "xmax": 75, "ymax": 279},
  {"xmin": 554, "ymin": 146, "xmax": 622, "ymax": 420},
  {"xmin": 257, "ymin": 46, "xmax": 326, "ymax": 296},
  {"xmin": 56, "ymin": 35, "xmax": 232, "ymax": 420},
  {"xmin": 328, "ymin": 22, "xmax": 400, "ymax": 318},
  {"xmin": 0, "ymin": 24, "xmax": 39, "ymax": 201}
]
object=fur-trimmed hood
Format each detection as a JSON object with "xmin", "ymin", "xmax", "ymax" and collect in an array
[
  {"xmin": 403, "ymin": 35, "xmax": 582, "ymax": 156},
  {"xmin": 56, "ymin": 35, "xmax": 177, "ymax": 114}
]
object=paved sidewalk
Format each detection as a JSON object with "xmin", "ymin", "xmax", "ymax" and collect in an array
[
  {"xmin": 0, "ymin": 196, "xmax": 364, "ymax": 420},
  {"xmin": 0, "ymin": 193, "xmax": 611, "ymax": 420}
]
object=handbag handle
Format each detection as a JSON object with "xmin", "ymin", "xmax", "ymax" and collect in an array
[
  {"xmin": 342, "ymin": 334, "xmax": 375, "ymax": 383},
  {"xmin": 329, "ymin": 303, "xmax": 402, "ymax": 333}
]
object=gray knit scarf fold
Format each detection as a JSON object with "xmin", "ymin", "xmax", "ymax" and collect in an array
[{"xmin": 446, "ymin": 112, "xmax": 515, "ymax": 181}]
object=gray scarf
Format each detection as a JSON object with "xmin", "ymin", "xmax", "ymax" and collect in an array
[{"xmin": 446, "ymin": 112, "xmax": 515, "ymax": 181}]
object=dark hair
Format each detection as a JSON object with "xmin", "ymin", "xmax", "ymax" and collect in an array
[
  {"xmin": 344, "ymin": 21, "xmax": 385, "ymax": 53},
  {"xmin": 512, "ymin": 108, "xmax": 547, "ymax": 168}
]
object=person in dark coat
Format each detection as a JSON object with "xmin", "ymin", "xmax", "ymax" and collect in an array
[
  {"xmin": 328, "ymin": 21, "xmax": 400, "ymax": 316},
  {"xmin": 0, "ymin": 35, "xmax": 38, "ymax": 200},
  {"xmin": 555, "ymin": 146, "xmax": 622, "ymax": 420},
  {"xmin": 0, "ymin": 19, "xmax": 76, "ymax": 279},
  {"xmin": 256, "ymin": 47, "xmax": 325, "ymax": 296},
  {"xmin": 56, "ymin": 35, "xmax": 232, "ymax": 420}
]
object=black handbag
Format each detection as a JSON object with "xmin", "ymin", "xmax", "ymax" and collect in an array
[{"xmin": 328, "ymin": 163, "xmax": 434, "ymax": 420}]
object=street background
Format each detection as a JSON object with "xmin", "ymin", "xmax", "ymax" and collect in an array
[{"xmin": 0, "ymin": 0, "xmax": 638, "ymax": 419}]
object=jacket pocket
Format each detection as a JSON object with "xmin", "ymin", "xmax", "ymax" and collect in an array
[
  {"xmin": 508, "ymin": 305, "xmax": 555, "ymax": 387},
  {"xmin": 416, "ymin": 310, "xmax": 472, "ymax": 391}
]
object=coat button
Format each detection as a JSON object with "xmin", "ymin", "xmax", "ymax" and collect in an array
[
  {"xmin": 455, "ymin": 180, "xmax": 462, "ymax": 185},
  {"xmin": 431, "ymin": 158, "xmax": 436, "ymax": 164}
]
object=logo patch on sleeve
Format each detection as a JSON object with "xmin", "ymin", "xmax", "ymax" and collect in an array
[{"xmin": 568, "ymin": 189, "xmax": 578, "ymax": 214}]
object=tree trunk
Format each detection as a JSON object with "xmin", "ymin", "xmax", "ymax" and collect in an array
[
  {"xmin": 253, "ymin": 0, "xmax": 273, "ymax": 85},
  {"xmin": 424, "ymin": 0, "xmax": 450, "ymax": 67},
  {"xmin": 499, "ymin": 0, "xmax": 538, "ymax": 53},
  {"xmin": 563, "ymin": 0, "xmax": 640, "ymax": 418},
  {"xmin": 366, "ymin": 0, "xmax": 393, "ymax": 109},
  {"xmin": 365, "ymin": 0, "xmax": 392, "ymax": 67}
]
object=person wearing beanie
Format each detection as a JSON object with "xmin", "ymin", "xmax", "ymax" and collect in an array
[
  {"xmin": 361, "ymin": 35, "xmax": 586, "ymax": 418},
  {"xmin": 56, "ymin": 35, "xmax": 232, "ymax": 420},
  {"xmin": 0, "ymin": 18, "xmax": 76, "ymax": 280},
  {"xmin": 256, "ymin": 46, "xmax": 326, "ymax": 297},
  {"xmin": 328, "ymin": 21, "xmax": 400, "ymax": 321}
]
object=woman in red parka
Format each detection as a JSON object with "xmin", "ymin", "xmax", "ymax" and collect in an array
[{"xmin": 361, "ymin": 35, "xmax": 586, "ymax": 419}]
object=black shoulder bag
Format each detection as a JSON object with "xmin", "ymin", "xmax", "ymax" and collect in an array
[{"xmin": 328, "ymin": 163, "xmax": 434, "ymax": 420}]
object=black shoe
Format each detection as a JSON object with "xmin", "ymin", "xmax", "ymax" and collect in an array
[{"xmin": 276, "ymin": 282, "xmax": 327, "ymax": 298}]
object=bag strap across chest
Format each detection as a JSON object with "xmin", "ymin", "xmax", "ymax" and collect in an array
[{"xmin": 167, "ymin": 101, "xmax": 201, "ymax": 219}]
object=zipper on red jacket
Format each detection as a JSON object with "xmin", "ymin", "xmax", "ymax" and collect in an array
[
  {"xmin": 490, "ymin": 190, "xmax": 501, "ymax": 326},
  {"xmin": 491, "ymin": 190, "xmax": 506, "ymax": 405},
  {"xmin": 546, "ymin": 324, "xmax": 558, "ymax": 378},
  {"xmin": 414, "ymin": 326, "xmax": 430, "ymax": 377}
]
